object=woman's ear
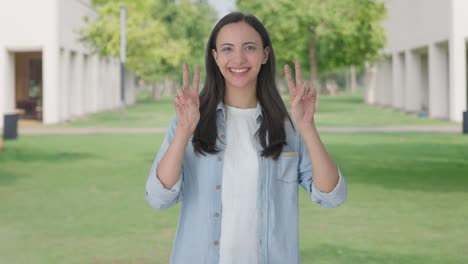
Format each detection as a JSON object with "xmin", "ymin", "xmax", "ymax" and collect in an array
[
  {"xmin": 212, "ymin": 49, "xmax": 218, "ymax": 64},
  {"xmin": 262, "ymin": 47, "xmax": 270, "ymax": 64}
]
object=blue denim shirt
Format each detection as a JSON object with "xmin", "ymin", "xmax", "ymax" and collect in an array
[{"xmin": 145, "ymin": 104, "xmax": 347, "ymax": 264}]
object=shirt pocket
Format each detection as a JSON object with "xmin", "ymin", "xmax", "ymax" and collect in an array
[{"xmin": 276, "ymin": 152, "xmax": 299, "ymax": 183}]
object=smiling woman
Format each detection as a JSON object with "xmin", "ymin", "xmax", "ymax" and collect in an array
[
  {"xmin": 145, "ymin": 12, "xmax": 347, "ymax": 264},
  {"xmin": 211, "ymin": 21, "xmax": 269, "ymax": 107}
]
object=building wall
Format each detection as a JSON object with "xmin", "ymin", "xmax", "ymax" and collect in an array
[
  {"xmin": 0, "ymin": 0, "xmax": 56, "ymax": 48},
  {"xmin": 383, "ymin": 0, "xmax": 451, "ymax": 53},
  {"xmin": 367, "ymin": 0, "xmax": 468, "ymax": 122},
  {"xmin": 0, "ymin": 0, "xmax": 136, "ymax": 127},
  {"xmin": 0, "ymin": 0, "xmax": 57, "ymax": 126}
]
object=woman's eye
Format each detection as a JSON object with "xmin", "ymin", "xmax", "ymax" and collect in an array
[
  {"xmin": 222, "ymin": 47, "xmax": 232, "ymax": 52},
  {"xmin": 245, "ymin": 45, "xmax": 256, "ymax": 51}
]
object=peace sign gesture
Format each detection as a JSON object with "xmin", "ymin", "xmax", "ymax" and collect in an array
[
  {"xmin": 284, "ymin": 61, "xmax": 318, "ymax": 133},
  {"xmin": 174, "ymin": 63, "xmax": 200, "ymax": 135}
]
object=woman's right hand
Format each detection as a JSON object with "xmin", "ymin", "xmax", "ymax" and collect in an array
[{"xmin": 174, "ymin": 63, "xmax": 200, "ymax": 136}]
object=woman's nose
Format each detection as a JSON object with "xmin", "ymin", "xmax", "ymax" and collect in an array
[{"xmin": 232, "ymin": 50, "xmax": 247, "ymax": 64}]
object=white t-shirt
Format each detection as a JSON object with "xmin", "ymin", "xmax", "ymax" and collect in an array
[{"xmin": 219, "ymin": 104, "xmax": 261, "ymax": 264}]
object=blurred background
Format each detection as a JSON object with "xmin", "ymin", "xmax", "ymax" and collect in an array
[{"xmin": 0, "ymin": 0, "xmax": 467, "ymax": 263}]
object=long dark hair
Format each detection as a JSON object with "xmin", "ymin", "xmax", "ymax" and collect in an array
[{"xmin": 192, "ymin": 12, "xmax": 292, "ymax": 160}]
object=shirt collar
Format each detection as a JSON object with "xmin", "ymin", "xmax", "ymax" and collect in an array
[{"xmin": 216, "ymin": 102, "xmax": 263, "ymax": 124}]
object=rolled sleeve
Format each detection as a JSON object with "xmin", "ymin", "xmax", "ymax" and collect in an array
[
  {"xmin": 146, "ymin": 168, "xmax": 182, "ymax": 209},
  {"xmin": 145, "ymin": 117, "xmax": 184, "ymax": 209},
  {"xmin": 310, "ymin": 167, "xmax": 347, "ymax": 208}
]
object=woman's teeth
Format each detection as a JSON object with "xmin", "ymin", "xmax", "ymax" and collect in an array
[{"xmin": 230, "ymin": 68, "xmax": 249, "ymax": 73}]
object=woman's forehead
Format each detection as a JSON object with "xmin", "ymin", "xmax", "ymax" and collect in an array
[{"xmin": 216, "ymin": 22, "xmax": 262, "ymax": 45}]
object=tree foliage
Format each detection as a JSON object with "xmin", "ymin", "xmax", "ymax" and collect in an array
[
  {"xmin": 237, "ymin": 0, "xmax": 386, "ymax": 85},
  {"xmin": 81, "ymin": 0, "xmax": 217, "ymax": 82}
]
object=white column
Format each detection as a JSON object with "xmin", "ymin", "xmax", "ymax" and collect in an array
[
  {"xmin": 364, "ymin": 63, "xmax": 377, "ymax": 105},
  {"xmin": 75, "ymin": 53, "xmax": 84, "ymax": 116},
  {"xmin": 59, "ymin": 49, "xmax": 70, "ymax": 121},
  {"xmin": 99, "ymin": 58, "xmax": 105, "ymax": 111},
  {"xmin": 392, "ymin": 52, "xmax": 405, "ymax": 109},
  {"xmin": 43, "ymin": 45, "xmax": 60, "ymax": 124},
  {"xmin": 375, "ymin": 61, "xmax": 384, "ymax": 105},
  {"xmin": 114, "ymin": 59, "xmax": 120, "ymax": 107},
  {"xmin": 449, "ymin": 0, "xmax": 468, "ymax": 122},
  {"xmin": 69, "ymin": 52, "xmax": 77, "ymax": 117},
  {"xmin": 0, "ymin": 48, "xmax": 5, "ymax": 127},
  {"xmin": 0, "ymin": 50, "xmax": 15, "ymax": 127},
  {"xmin": 42, "ymin": 0, "xmax": 60, "ymax": 124},
  {"xmin": 111, "ymin": 59, "xmax": 117, "ymax": 109},
  {"xmin": 383, "ymin": 57, "xmax": 393, "ymax": 106},
  {"xmin": 405, "ymin": 50, "xmax": 421, "ymax": 112},
  {"xmin": 89, "ymin": 54, "xmax": 99, "ymax": 113},
  {"xmin": 82, "ymin": 55, "xmax": 90, "ymax": 114},
  {"xmin": 429, "ymin": 43, "xmax": 449, "ymax": 119},
  {"xmin": 105, "ymin": 59, "xmax": 112, "ymax": 110}
]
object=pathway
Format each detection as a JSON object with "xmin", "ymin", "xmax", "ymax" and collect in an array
[{"xmin": 18, "ymin": 125, "xmax": 462, "ymax": 135}]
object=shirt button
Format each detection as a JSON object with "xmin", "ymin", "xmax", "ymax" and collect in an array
[
  {"xmin": 214, "ymin": 212, "xmax": 219, "ymax": 218},
  {"xmin": 220, "ymin": 134, "xmax": 225, "ymax": 139},
  {"xmin": 214, "ymin": 240, "xmax": 219, "ymax": 246},
  {"xmin": 215, "ymin": 185, "xmax": 221, "ymax": 190},
  {"xmin": 217, "ymin": 156, "xmax": 222, "ymax": 161}
]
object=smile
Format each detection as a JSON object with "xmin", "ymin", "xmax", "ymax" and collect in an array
[{"xmin": 229, "ymin": 68, "xmax": 250, "ymax": 73}]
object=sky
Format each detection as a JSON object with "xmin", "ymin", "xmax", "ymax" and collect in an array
[{"xmin": 207, "ymin": 0, "xmax": 237, "ymax": 18}]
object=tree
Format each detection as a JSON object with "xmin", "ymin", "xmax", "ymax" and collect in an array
[
  {"xmin": 237, "ymin": 0, "xmax": 386, "ymax": 91},
  {"xmin": 81, "ymin": 0, "xmax": 216, "ymax": 84},
  {"xmin": 152, "ymin": 0, "xmax": 217, "ymax": 80}
]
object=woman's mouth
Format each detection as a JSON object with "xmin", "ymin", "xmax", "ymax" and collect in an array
[{"xmin": 229, "ymin": 67, "xmax": 250, "ymax": 74}]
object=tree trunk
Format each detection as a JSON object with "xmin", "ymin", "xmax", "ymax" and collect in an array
[
  {"xmin": 345, "ymin": 69, "xmax": 351, "ymax": 93},
  {"xmin": 164, "ymin": 79, "xmax": 176, "ymax": 96},
  {"xmin": 309, "ymin": 40, "xmax": 320, "ymax": 92},
  {"xmin": 152, "ymin": 83, "xmax": 161, "ymax": 101},
  {"xmin": 350, "ymin": 65, "xmax": 357, "ymax": 94}
]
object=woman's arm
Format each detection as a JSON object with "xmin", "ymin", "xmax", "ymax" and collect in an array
[
  {"xmin": 299, "ymin": 124, "xmax": 339, "ymax": 193},
  {"xmin": 285, "ymin": 61, "xmax": 339, "ymax": 193},
  {"xmin": 157, "ymin": 63, "xmax": 200, "ymax": 189}
]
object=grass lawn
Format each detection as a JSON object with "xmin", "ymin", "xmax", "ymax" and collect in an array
[
  {"xmin": 27, "ymin": 91, "xmax": 458, "ymax": 129},
  {"xmin": 1, "ymin": 133, "xmax": 467, "ymax": 263}
]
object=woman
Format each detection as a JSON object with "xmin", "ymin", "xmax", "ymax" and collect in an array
[{"xmin": 145, "ymin": 11, "xmax": 347, "ymax": 264}]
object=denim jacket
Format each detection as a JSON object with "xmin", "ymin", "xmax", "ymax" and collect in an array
[{"xmin": 145, "ymin": 104, "xmax": 347, "ymax": 264}]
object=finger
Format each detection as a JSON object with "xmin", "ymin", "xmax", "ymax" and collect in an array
[
  {"xmin": 192, "ymin": 66, "xmax": 200, "ymax": 96},
  {"xmin": 292, "ymin": 84, "xmax": 306, "ymax": 106},
  {"xmin": 183, "ymin": 62, "xmax": 189, "ymax": 91},
  {"xmin": 284, "ymin": 64, "xmax": 296, "ymax": 96},
  {"xmin": 176, "ymin": 88, "xmax": 185, "ymax": 103},
  {"xmin": 303, "ymin": 83, "xmax": 310, "ymax": 98},
  {"xmin": 295, "ymin": 61, "xmax": 303, "ymax": 86},
  {"xmin": 174, "ymin": 96, "xmax": 183, "ymax": 108},
  {"xmin": 309, "ymin": 87, "xmax": 317, "ymax": 98}
]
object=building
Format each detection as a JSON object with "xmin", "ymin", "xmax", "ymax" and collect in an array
[
  {"xmin": 0, "ymin": 0, "xmax": 135, "ymax": 127},
  {"xmin": 365, "ymin": 0, "xmax": 468, "ymax": 122}
]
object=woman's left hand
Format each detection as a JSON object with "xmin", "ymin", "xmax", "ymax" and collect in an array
[{"xmin": 284, "ymin": 61, "xmax": 318, "ymax": 133}]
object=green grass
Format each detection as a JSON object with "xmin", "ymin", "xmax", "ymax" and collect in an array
[
  {"xmin": 30, "ymin": 91, "xmax": 457, "ymax": 129},
  {"xmin": 1, "ymin": 133, "xmax": 467, "ymax": 263},
  {"xmin": 312, "ymin": 94, "xmax": 457, "ymax": 126}
]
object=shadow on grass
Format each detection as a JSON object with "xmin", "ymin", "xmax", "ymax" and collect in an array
[
  {"xmin": 0, "ymin": 147, "xmax": 95, "ymax": 163},
  {"xmin": 301, "ymin": 244, "xmax": 459, "ymax": 264},
  {"xmin": 0, "ymin": 144, "xmax": 96, "ymax": 186},
  {"xmin": 329, "ymin": 137, "xmax": 468, "ymax": 193},
  {"xmin": 0, "ymin": 168, "xmax": 24, "ymax": 185}
]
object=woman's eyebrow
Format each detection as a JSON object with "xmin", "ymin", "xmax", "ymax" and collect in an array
[
  {"xmin": 243, "ymin": 42, "xmax": 258, "ymax": 46},
  {"xmin": 219, "ymin": 43, "xmax": 234, "ymax": 47}
]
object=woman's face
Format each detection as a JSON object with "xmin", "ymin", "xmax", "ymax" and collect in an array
[{"xmin": 212, "ymin": 21, "xmax": 269, "ymax": 93}]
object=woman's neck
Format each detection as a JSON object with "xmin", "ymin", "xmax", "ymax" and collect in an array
[{"xmin": 224, "ymin": 85, "xmax": 257, "ymax": 109}]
